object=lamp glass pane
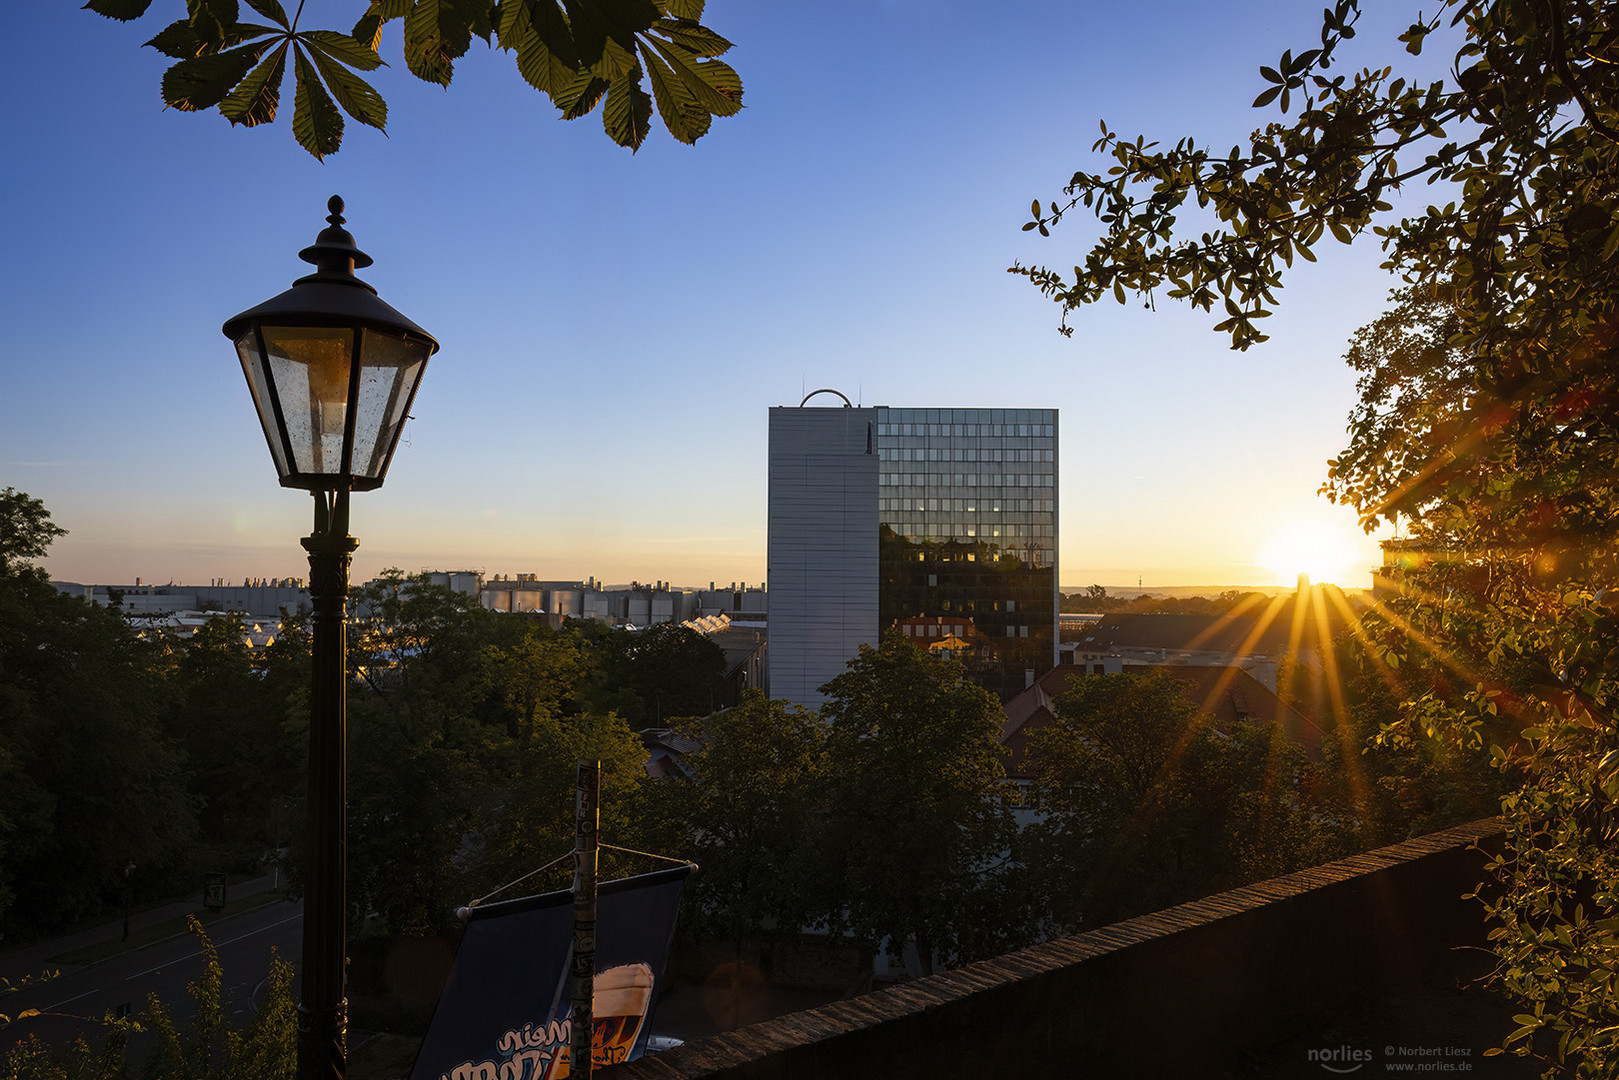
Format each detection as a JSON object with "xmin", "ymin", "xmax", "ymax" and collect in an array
[
  {"xmin": 235, "ymin": 331, "xmax": 291, "ymax": 478},
  {"xmin": 352, "ymin": 331, "xmax": 430, "ymax": 482},
  {"xmin": 260, "ymin": 326, "xmax": 356, "ymax": 478}
]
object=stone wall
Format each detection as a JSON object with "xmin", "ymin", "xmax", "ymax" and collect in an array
[{"xmin": 610, "ymin": 819, "xmax": 1504, "ymax": 1079}]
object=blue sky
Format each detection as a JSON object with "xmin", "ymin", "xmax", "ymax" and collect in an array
[{"xmin": 4, "ymin": 1, "xmax": 1442, "ymax": 589}]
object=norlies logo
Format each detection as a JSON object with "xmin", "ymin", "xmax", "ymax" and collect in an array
[{"xmin": 1308, "ymin": 1045, "xmax": 1372, "ymax": 1073}]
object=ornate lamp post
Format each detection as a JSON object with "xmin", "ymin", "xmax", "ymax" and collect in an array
[{"xmin": 223, "ymin": 196, "xmax": 438, "ymax": 1080}]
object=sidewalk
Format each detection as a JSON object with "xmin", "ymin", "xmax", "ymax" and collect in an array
[{"xmin": 0, "ymin": 873, "xmax": 281, "ymax": 985}]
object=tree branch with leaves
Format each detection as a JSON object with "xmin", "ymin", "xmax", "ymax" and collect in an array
[
  {"xmin": 1012, "ymin": 0, "xmax": 1619, "ymax": 1071},
  {"xmin": 84, "ymin": 0, "xmax": 744, "ymax": 158}
]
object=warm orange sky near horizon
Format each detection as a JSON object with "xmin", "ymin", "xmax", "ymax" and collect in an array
[{"xmin": 36, "ymin": 493, "xmax": 1390, "ymax": 593}]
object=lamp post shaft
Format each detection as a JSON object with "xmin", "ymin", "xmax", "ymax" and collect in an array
[{"xmin": 299, "ymin": 495, "xmax": 357, "ymax": 1080}]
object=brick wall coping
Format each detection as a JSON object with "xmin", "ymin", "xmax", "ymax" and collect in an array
[{"xmin": 609, "ymin": 817, "xmax": 1504, "ymax": 1079}]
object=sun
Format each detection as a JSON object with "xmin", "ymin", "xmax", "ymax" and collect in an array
[{"xmin": 1256, "ymin": 520, "xmax": 1373, "ymax": 588}]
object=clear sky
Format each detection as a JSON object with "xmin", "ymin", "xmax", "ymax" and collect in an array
[{"xmin": 3, "ymin": 1, "xmax": 1442, "ymax": 590}]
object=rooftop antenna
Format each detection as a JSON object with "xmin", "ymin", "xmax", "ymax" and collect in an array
[{"xmin": 858, "ymin": 382, "xmax": 863, "ymax": 407}]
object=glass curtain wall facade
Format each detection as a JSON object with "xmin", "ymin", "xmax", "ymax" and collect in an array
[{"xmin": 876, "ymin": 407, "xmax": 1058, "ymax": 699}]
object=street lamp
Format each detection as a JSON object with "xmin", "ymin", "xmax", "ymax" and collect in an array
[{"xmin": 224, "ymin": 196, "xmax": 438, "ymax": 1080}]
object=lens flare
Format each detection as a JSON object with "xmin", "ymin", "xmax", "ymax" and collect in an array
[{"xmin": 1256, "ymin": 521, "xmax": 1371, "ymax": 588}]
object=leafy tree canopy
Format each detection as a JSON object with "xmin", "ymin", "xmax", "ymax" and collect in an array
[
  {"xmin": 815, "ymin": 634, "xmax": 1019, "ymax": 972},
  {"xmin": 84, "ymin": 0, "xmax": 744, "ymax": 159},
  {"xmin": 0, "ymin": 492, "xmax": 196, "ymax": 939},
  {"xmin": 1014, "ymin": 0, "xmax": 1619, "ymax": 572},
  {"xmin": 3, "ymin": 917, "xmax": 296, "ymax": 1079},
  {"xmin": 587, "ymin": 622, "xmax": 726, "ymax": 728},
  {"xmin": 1011, "ymin": 1, "xmax": 1619, "ymax": 1066},
  {"xmin": 1027, "ymin": 668, "xmax": 1345, "ymax": 928},
  {"xmin": 1015, "ymin": 0, "xmax": 1619, "ymax": 352},
  {"xmin": 641, "ymin": 689, "xmax": 826, "ymax": 945},
  {"xmin": 0, "ymin": 489, "xmax": 66, "ymax": 577}
]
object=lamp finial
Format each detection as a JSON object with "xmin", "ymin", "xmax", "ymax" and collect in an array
[{"xmin": 297, "ymin": 194, "xmax": 374, "ymax": 278}]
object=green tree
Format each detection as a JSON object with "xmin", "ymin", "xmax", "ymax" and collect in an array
[
  {"xmin": 1122, "ymin": 593, "xmax": 1248, "ymax": 615},
  {"xmin": 327, "ymin": 573, "xmax": 646, "ymax": 934},
  {"xmin": 1, "ymin": 1026, "xmax": 133, "ymax": 1080},
  {"xmin": 585, "ymin": 622, "xmax": 726, "ymax": 728},
  {"xmin": 483, "ymin": 621, "xmax": 589, "ymax": 737},
  {"xmin": 343, "ymin": 687, "xmax": 491, "ymax": 936},
  {"xmin": 1030, "ymin": 668, "xmax": 1207, "ymax": 925},
  {"xmin": 1327, "ymin": 281, "xmax": 1619, "ymax": 1073},
  {"xmin": 814, "ymin": 634, "xmax": 1018, "ymax": 974},
  {"xmin": 142, "ymin": 919, "xmax": 296, "ymax": 1080},
  {"xmin": 0, "ymin": 489, "xmax": 62, "ymax": 933},
  {"xmin": 1027, "ymin": 669, "xmax": 1346, "ymax": 930},
  {"xmin": 1326, "ymin": 284, "xmax": 1471, "ymax": 528},
  {"xmin": 0, "ymin": 489, "xmax": 65, "ymax": 574},
  {"xmin": 2, "ymin": 919, "xmax": 296, "ymax": 1080},
  {"xmin": 167, "ymin": 614, "xmax": 304, "ymax": 856},
  {"xmin": 1012, "ymin": 3, "xmax": 1619, "ymax": 1068},
  {"xmin": 1295, "ymin": 597, "xmax": 1508, "ymax": 849},
  {"xmin": 83, "ymin": 0, "xmax": 744, "ymax": 159},
  {"xmin": 0, "ymin": 492, "xmax": 196, "ymax": 940},
  {"xmin": 642, "ymin": 689, "xmax": 826, "ymax": 946},
  {"xmin": 1059, "ymin": 585, "xmax": 1126, "ymax": 613},
  {"xmin": 476, "ymin": 708, "xmax": 651, "ymax": 892},
  {"xmin": 324, "ymin": 572, "xmax": 509, "ymax": 934},
  {"xmin": 349, "ymin": 569, "xmax": 497, "ymax": 701},
  {"xmin": 1012, "ymin": 0, "xmax": 1619, "ymax": 356}
]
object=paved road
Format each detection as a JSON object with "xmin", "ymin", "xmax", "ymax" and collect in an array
[{"xmin": 1, "ymin": 893, "xmax": 303, "ymax": 1060}]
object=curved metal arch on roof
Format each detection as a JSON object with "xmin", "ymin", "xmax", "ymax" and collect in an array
[{"xmin": 799, "ymin": 388, "xmax": 853, "ymax": 407}]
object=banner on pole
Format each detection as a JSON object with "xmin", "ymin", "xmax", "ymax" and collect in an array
[{"xmin": 410, "ymin": 864, "xmax": 691, "ymax": 1080}]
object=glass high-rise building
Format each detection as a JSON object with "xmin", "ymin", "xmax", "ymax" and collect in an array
[{"xmin": 767, "ymin": 401, "xmax": 1058, "ymax": 706}]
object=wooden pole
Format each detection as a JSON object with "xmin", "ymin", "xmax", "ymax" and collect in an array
[{"xmin": 570, "ymin": 760, "xmax": 600, "ymax": 1079}]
